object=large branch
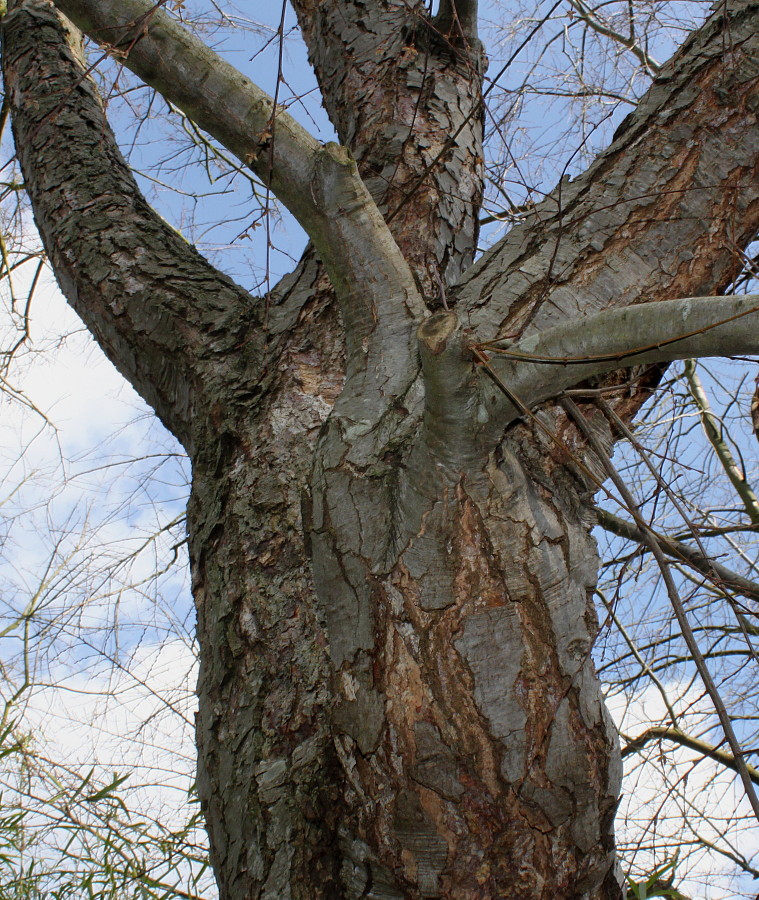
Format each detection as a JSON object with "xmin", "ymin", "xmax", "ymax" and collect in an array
[
  {"xmin": 2, "ymin": 0, "xmax": 271, "ymax": 451},
  {"xmin": 457, "ymin": 0, "xmax": 759, "ymax": 355},
  {"xmin": 51, "ymin": 0, "xmax": 425, "ymax": 400},
  {"xmin": 289, "ymin": 0, "xmax": 485, "ymax": 292},
  {"xmin": 479, "ymin": 294, "xmax": 759, "ymax": 434}
]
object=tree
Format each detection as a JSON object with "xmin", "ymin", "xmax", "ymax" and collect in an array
[{"xmin": 2, "ymin": 0, "xmax": 759, "ymax": 896}]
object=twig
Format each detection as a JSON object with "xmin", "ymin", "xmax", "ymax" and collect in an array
[
  {"xmin": 683, "ymin": 359, "xmax": 759, "ymax": 525},
  {"xmin": 596, "ymin": 508, "xmax": 759, "ymax": 603},
  {"xmin": 621, "ymin": 725, "xmax": 759, "ymax": 786},
  {"xmin": 567, "ymin": 0, "xmax": 661, "ymax": 74},
  {"xmin": 561, "ymin": 395, "xmax": 759, "ymax": 824}
]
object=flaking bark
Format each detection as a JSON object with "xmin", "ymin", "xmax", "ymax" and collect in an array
[
  {"xmin": 291, "ymin": 0, "xmax": 486, "ymax": 295},
  {"xmin": 1, "ymin": 0, "xmax": 269, "ymax": 452}
]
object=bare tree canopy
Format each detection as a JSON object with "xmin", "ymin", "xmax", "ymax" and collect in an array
[{"xmin": 1, "ymin": 0, "xmax": 759, "ymax": 897}]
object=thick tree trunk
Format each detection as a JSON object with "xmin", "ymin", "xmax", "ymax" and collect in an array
[
  {"xmin": 4, "ymin": 0, "xmax": 759, "ymax": 898},
  {"xmin": 307, "ymin": 312, "xmax": 623, "ymax": 896}
]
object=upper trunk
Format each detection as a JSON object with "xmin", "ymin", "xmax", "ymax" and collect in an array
[
  {"xmin": 4, "ymin": 0, "xmax": 759, "ymax": 898},
  {"xmin": 291, "ymin": 0, "xmax": 486, "ymax": 294}
]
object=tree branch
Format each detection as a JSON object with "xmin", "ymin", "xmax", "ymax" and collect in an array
[
  {"xmin": 2, "ymin": 0, "xmax": 270, "ymax": 450},
  {"xmin": 567, "ymin": 0, "xmax": 660, "ymax": 73},
  {"xmin": 596, "ymin": 508, "xmax": 759, "ymax": 603},
  {"xmin": 289, "ymin": 0, "xmax": 485, "ymax": 294},
  {"xmin": 479, "ymin": 294, "xmax": 759, "ymax": 437},
  {"xmin": 434, "ymin": 0, "xmax": 479, "ymax": 42},
  {"xmin": 683, "ymin": 359, "xmax": 759, "ymax": 525},
  {"xmin": 596, "ymin": 587, "xmax": 680, "ymax": 726},
  {"xmin": 52, "ymin": 0, "xmax": 425, "ymax": 398},
  {"xmin": 563, "ymin": 395, "xmax": 759, "ymax": 823},
  {"xmin": 457, "ymin": 0, "xmax": 759, "ymax": 373},
  {"xmin": 48, "ymin": 0, "xmax": 349, "ymax": 248},
  {"xmin": 621, "ymin": 725, "xmax": 759, "ymax": 786}
]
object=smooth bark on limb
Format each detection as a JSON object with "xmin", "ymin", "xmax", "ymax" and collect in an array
[
  {"xmin": 51, "ymin": 0, "xmax": 427, "ymax": 392},
  {"xmin": 3, "ymin": 0, "xmax": 759, "ymax": 898},
  {"xmin": 481, "ymin": 294, "xmax": 759, "ymax": 435}
]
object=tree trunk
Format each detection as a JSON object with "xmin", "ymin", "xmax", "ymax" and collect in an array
[{"xmin": 4, "ymin": 0, "xmax": 759, "ymax": 897}]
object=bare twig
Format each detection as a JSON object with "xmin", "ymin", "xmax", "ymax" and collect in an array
[
  {"xmin": 621, "ymin": 725, "xmax": 759, "ymax": 786},
  {"xmin": 567, "ymin": 0, "xmax": 661, "ymax": 73},
  {"xmin": 596, "ymin": 508, "xmax": 759, "ymax": 603},
  {"xmin": 562, "ymin": 395, "xmax": 759, "ymax": 824},
  {"xmin": 683, "ymin": 359, "xmax": 759, "ymax": 525}
]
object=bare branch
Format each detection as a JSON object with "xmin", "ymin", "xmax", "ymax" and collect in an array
[
  {"xmin": 683, "ymin": 359, "xmax": 759, "ymax": 525},
  {"xmin": 567, "ymin": 0, "xmax": 661, "ymax": 74},
  {"xmin": 597, "ymin": 587, "xmax": 680, "ymax": 726},
  {"xmin": 621, "ymin": 726, "xmax": 759, "ymax": 787},
  {"xmin": 52, "ymin": 0, "xmax": 425, "ymax": 394},
  {"xmin": 596, "ymin": 508, "xmax": 759, "ymax": 603},
  {"xmin": 459, "ymin": 0, "xmax": 759, "ymax": 373},
  {"xmin": 49, "ymin": 0, "xmax": 346, "ymax": 245},
  {"xmin": 2, "ymin": 0, "xmax": 268, "ymax": 449},
  {"xmin": 480, "ymin": 294, "xmax": 759, "ymax": 436},
  {"xmin": 563, "ymin": 395, "xmax": 759, "ymax": 824}
]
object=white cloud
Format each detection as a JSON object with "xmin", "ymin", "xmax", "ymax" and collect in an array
[
  {"xmin": 1, "ymin": 274, "xmax": 200, "ymax": 882},
  {"xmin": 608, "ymin": 683, "xmax": 759, "ymax": 899},
  {"xmin": 23, "ymin": 639, "xmax": 198, "ymax": 823}
]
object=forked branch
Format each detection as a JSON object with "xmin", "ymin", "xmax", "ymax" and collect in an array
[
  {"xmin": 434, "ymin": 0, "xmax": 479, "ymax": 42},
  {"xmin": 52, "ymin": 0, "xmax": 424, "ymax": 391}
]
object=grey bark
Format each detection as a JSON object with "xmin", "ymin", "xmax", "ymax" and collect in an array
[
  {"xmin": 289, "ymin": 0, "xmax": 486, "ymax": 294},
  {"xmin": 482, "ymin": 293, "xmax": 759, "ymax": 436},
  {"xmin": 4, "ymin": 0, "xmax": 759, "ymax": 897}
]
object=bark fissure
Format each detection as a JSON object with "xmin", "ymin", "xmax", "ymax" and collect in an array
[
  {"xmin": 2, "ymin": 0, "xmax": 270, "ymax": 450},
  {"xmin": 457, "ymin": 2, "xmax": 759, "ymax": 346},
  {"xmin": 291, "ymin": 0, "xmax": 486, "ymax": 295}
]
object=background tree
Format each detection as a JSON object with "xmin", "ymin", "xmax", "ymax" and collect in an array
[{"xmin": 1, "ymin": 0, "xmax": 759, "ymax": 898}]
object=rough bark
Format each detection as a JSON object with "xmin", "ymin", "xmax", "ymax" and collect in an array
[
  {"xmin": 457, "ymin": 0, "xmax": 759, "ymax": 342},
  {"xmin": 0, "ymin": 0, "xmax": 271, "ymax": 452},
  {"xmin": 290, "ymin": 0, "xmax": 486, "ymax": 294},
  {"xmin": 4, "ymin": 0, "xmax": 759, "ymax": 898},
  {"xmin": 2, "ymin": 4, "xmax": 342, "ymax": 897}
]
